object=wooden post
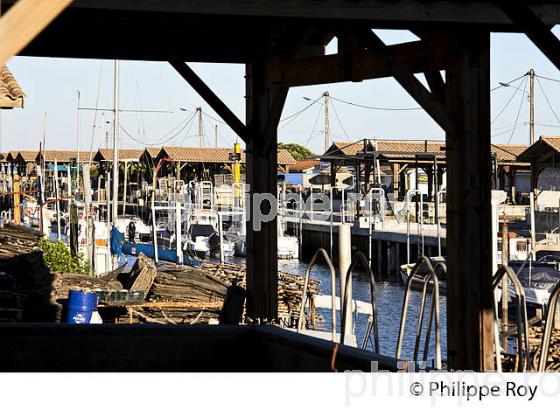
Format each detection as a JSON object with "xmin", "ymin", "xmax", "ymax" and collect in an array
[
  {"xmin": 445, "ymin": 29, "xmax": 494, "ymax": 371},
  {"xmin": 392, "ymin": 163, "xmax": 400, "ymax": 199},
  {"xmin": 13, "ymin": 174, "xmax": 20, "ymax": 225},
  {"xmin": 501, "ymin": 222, "xmax": 509, "ymax": 350},
  {"xmin": 245, "ymin": 48, "xmax": 286, "ymax": 322}
]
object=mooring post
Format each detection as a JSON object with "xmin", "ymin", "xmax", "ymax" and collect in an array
[{"xmin": 338, "ymin": 223, "xmax": 352, "ymax": 340}]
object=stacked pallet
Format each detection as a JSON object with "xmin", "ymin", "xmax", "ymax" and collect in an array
[
  {"xmin": 103, "ymin": 257, "xmax": 320, "ymax": 326},
  {"xmin": 528, "ymin": 326, "xmax": 560, "ymax": 371}
]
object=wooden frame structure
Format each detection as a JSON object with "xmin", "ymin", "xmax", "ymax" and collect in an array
[{"xmin": 4, "ymin": 0, "xmax": 560, "ymax": 371}]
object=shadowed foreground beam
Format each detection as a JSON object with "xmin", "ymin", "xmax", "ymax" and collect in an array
[
  {"xmin": 169, "ymin": 60, "xmax": 250, "ymax": 143},
  {"xmin": 445, "ymin": 29, "xmax": 495, "ymax": 371}
]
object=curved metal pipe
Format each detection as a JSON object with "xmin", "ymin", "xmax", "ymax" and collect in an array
[
  {"xmin": 538, "ymin": 281, "xmax": 560, "ymax": 371},
  {"xmin": 492, "ymin": 265, "xmax": 530, "ymax": 372},
  {"xmin": 340, "ymin": 251, "xmax": 379, "ymax": 352},
  {"xmin": 297, "ymin": 248, "xmax": 337, "ymax": 342},
  {"xmin": 396, "ymin": 255, "xmax": 441, "ymax": 369}
]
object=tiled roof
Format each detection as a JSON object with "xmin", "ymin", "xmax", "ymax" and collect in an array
[
  {"xmin": 374, "ymin": 140, "xmax": 445, "ymax": 158},
  {"xmin": 325, "ymin": 139, "xmax": 528, "ymax": 163},
  {"xmin": 16, "ymin": 151, "xmax": 39, "ymax": 162},
  {"xmin": 491, "ymin": 144, "xmax": 529, "ymax": 162},
  {"xmin": 277, "ymin": 149, "xmax": 297, "ymax": 165},
  {"xmin": 0, "ymin": 65, "xmax": 24, "ymax": 109},
  {"xmin": 324, "ymin": 139, "xmax": 445, "ymax": 159},
  {"xmin": 518, "ymin": 136, "xmax": 560, "ymax": 162},
  {"xmin": 291, "ymin": 159, "xmax": 320, "ymax": 172},
  {"xmin": 541, "ymin": 136, "xmax": 560, "ymax": 152},
  {"xmin": 94, "ymin": 148, "xmax": 144, "ymax": 161},
  {"xmin": 145, "ymin": 147, "xmax": 161, "ymax": 158},
  {"xmin": 160, "ymin": 147, "xmax": 232, "ymax": 163},
  {"xmin": 158, "ymin": 146, "xmax": 296, "ymax": 165},
  {"xmin": 38, "ymin": 150, "xmax": 94, "ymax": 163}
]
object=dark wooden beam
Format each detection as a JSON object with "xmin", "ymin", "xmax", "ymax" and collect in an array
[
  {"xmin": 263, "ymin": 87, "xmax": 289, "ymax": 153},
  {"xmin": 355, "ymin": 29, "xmax": 453, "ymax": 132},
  {"xmin": 17, "ymin": 0, "xmax": 560, "ymax": 27},
  {"xmin": 169, "ymin": 60, "xmax": 250, "ymax": 143},
  {"xmin": 445, "ymin": 29, "xmax": 494, "ymax": 371},
  {"xmin": 498, "ymin": 0, "xmax": 560, "ymax": 72},
  {"xmin": 269, "ymin": 39, "xmax": 449, "ymax": 88},
  {"xmin": 245, "ymin": 39, "xmax": 281, "ymax": 322},
  {"xmin": 424, "ymin": 71, "xmax": 446, "ymax": 103}
]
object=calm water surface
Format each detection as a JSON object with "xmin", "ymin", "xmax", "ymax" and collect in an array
[{"xmin": 277, "ymin": 258, "xmax": 448, "ymax": 364}]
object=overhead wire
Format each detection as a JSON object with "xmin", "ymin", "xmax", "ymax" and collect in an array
[
  {"xmin": 506, "ymin": 75, "xmax": 529, "ymax": 144},
  {"xmin": 536, "ymin": 76, "xmax": 560, "ymax": 126},
  {"xmin": 490, "ymin": 72, "xmax": 528, "ymax": 92},
  {"xmin": 329, "ymin": 95, "xmax": 421, "ymax": 111},
  {"xmin": 120, "ymin": 110, "xmax": 197, "ymax": 147},
  {"xmin": 492, "ymin": 75, "xmax": 528, "ymax": 125},
  {"xmin": 302, "ymin": 103, "xmax": 324, "ymax": 147},
  {"xmin": 330, "ymin": 98, "xmax": 351, "ymax": 141}
]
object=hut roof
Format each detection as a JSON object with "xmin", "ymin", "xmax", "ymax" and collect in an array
[
  {"xmin": 518, "ymin": 136, "xmax": 560, "ymax": 163},
  {"xmin": 158, "ymin": 146, "xmax": 296, "ymax": 165},
  {"xmin": 38, "ymin": 150, "xmax": 94, "ymax": 163},
  {"xmin": 290, "ymin": 159, "xmax": 320, "ymax": 172},
  {"xmin": 94, "ymin": 148, "xmax": 144, "ymax": 162},
  {"xmin": 15, "ymin": 151, "xmax": 39, "ymax": 162},
  {"xmin": 323, "ymin": 139, "xmax": 528, "ymax": 164}
]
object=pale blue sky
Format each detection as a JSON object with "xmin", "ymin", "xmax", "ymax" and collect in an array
[{"xmin": 2, "ymin": 28, "xmax": 560, "ymax": 155}]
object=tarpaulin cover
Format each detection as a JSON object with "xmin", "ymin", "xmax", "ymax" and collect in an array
[{"xmin": 510, "ymin": 261, "xmax": 560, "ymax": 289}]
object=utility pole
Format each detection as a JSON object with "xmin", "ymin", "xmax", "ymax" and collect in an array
[
  {"xmin": 324, "ymin": 91, "xmax": 330, "ymax": 153},
  {"xmin": 197, "ymin": 106, "xmax": 203, "ymax": 147},
  {"xmin": 529, "ymin": 68, "xmax": 535, "ymax": 145},
  {"xmin": 112, "ymin": 60, "xmax": 120, "ymax": 225},
  {"xmin": 215, "ymin": 124, "xmax": 218, "ymax": 148}
]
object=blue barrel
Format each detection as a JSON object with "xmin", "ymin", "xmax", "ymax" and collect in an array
[{"xmin": 66, "ymin": 290, "xmax": 98, "ymax": 324}]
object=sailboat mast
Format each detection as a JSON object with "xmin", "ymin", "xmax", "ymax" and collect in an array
[
  {"xmin": 111, "ymin": 60, "xmax": 120, "ymax": 224},
  {"xmin": 529, "ymin": 68, "xmax": 535, "ymax": 146}
]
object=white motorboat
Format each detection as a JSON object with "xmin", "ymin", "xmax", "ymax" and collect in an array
[{"xmin": 115, "ymin": 214, "xmax": 151, "ymax": 242}]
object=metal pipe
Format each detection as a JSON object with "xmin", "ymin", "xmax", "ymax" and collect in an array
[
  {"xmin": 329, "ymin": 186, "xmax": 334, "ymax": 259},
  {"xmin": 436, "ymin": 188, "xmax": 445, "ymax": 257},
  {"xmin": 492, "ymin": 266, "xmax": 530, "ymax": 372},
  {"xmin": 538, "ymin": 281, "xmax": 560, "ymax": 371},
  {"xmin": 341, "ymin": 251, "xmax": 379, "ymax": 352},
  {"xmin": 297, "ymin": 248, "xmax": 337, "ymax": 342},
  {"xmin": 396, "ymin": 255, "xmax": 441, "ymax": 369}
]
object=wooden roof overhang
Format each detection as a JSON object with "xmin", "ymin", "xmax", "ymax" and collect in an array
[{"xmin": 5, "ymin": 0, "xmax": 560, "ymax": 371}]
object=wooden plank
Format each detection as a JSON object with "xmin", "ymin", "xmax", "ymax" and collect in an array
[
  {"xmin": 0, "ymin": 0, "xmax": 73, "ymax": 65},
  {"xmin": 18, "ymin": 0, "xmax": 560, "ymax": 26},
  {"xmin": 355, "ymin": 30, "xmax": 452, "ymax": 132},
  {"xmin": 169, "ymin": 60, "xmax": 250, "ymax": 142},
  {"xmin": 269, "ymin": 40, "xmax": 448, "ymax": 88},
  {"xmin": 445, "ymin": 29, "xmax": 495, "ymax": 371}
]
